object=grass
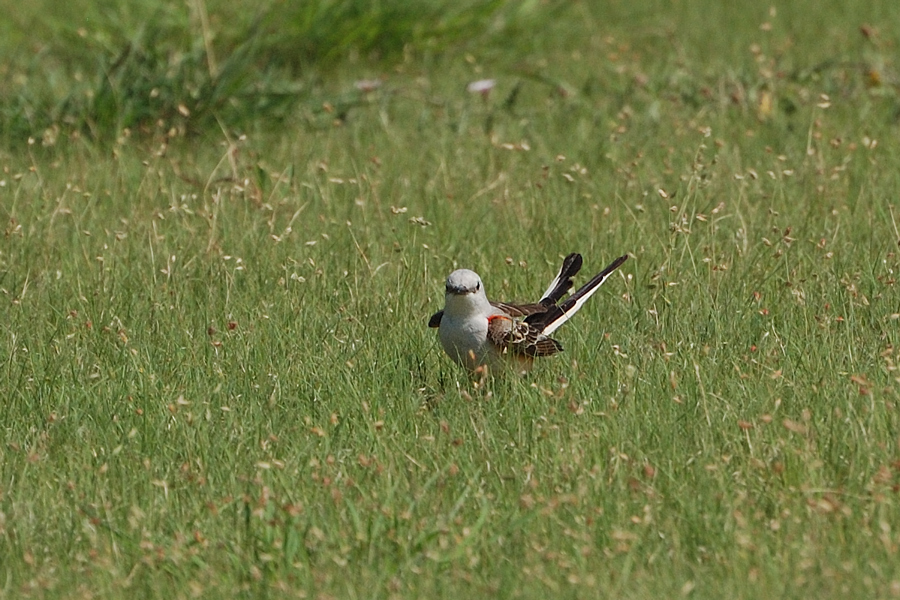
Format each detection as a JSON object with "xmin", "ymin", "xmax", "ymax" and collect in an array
[{"xmin": 2, "ymin": 0, "xmax": 900, "ymax": 598}]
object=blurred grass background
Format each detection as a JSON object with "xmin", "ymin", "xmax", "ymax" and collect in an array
[
  {"xmin": 2, "ymin": 0, "xmax": 900, "ymax": 598},
  {"xmin": 4, "ymin": 0, "xmax": 898, "ymax": 142}
]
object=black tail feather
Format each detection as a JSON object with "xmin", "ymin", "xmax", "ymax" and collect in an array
[
  {"xmin": 539, "ymin": 253, "xmax": 583, "ymax": 306},
  {"xmin": 528, "ymin": 254, "xmax": 628, "ymax": 331}
]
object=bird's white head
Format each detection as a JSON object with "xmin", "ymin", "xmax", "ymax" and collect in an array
[
  {"xmin": 445, "ymin": 269, "xmax": 482, "ymax": 295},
  {"xmin": 443, "ymin": 269, "xmax": 491, "ymax": 315}
]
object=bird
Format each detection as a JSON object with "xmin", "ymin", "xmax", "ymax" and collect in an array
[{"xmin": 428, "ymin": 253, "xmax": 628, "ymax": 373}]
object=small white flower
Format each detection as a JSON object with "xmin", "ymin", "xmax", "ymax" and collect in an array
[
  {"xmin": 467, "ymin": 79, "xmax": 496, "ymax": 98},
  {"xmin": 354, "ymin": 79, "xmax": 382, "ymax": 92}
]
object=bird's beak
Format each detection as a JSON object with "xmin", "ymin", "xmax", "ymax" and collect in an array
[{"xmin": 446, "ymin": 284, "xmax": 474, "ymax": 295}]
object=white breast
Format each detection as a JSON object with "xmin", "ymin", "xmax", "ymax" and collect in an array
[{"xmin": 439, "ymin": 312, "xmax": 489, "ymax": 368}]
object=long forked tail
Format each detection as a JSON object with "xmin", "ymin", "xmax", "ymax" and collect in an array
[
  {"xmin": 536, "ymin": 254, "xmax": 628, "ymax": 336},
  {"xmin": 539, "ymin": 253, "xmax": 583, "ymax": 305}
]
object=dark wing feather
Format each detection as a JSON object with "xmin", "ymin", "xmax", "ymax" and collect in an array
[
  {"xmin": 490, "ymin": 301, "xmax": 548, "ymax": 318},
  {"xmin": 428, "ymin": 310, "xmax": 443, "ymax": 328}
]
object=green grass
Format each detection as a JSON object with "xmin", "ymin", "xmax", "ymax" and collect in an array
[{"xmin": 2, "ymin": 0, "xmax": 900, "ymax": 598}]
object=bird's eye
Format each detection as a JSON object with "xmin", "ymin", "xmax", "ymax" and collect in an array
[{"xmin": 476, "ymin": 282, "xmax": 481, "ymax": 291}]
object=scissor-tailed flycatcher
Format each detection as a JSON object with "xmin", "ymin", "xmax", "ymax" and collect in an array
[{"xmin": 428, "ymin": 253, "xmax": 628, "ymax": 372}]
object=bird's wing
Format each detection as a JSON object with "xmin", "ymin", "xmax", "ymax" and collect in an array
[
  {"xmin": 489, "ymin": 301, "xmax": 547, "ymax": 318},
  {"xmin": 487, "ymin": 314, "xmax": 563, "ymax": 358}
]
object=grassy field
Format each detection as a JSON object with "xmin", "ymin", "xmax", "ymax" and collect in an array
[{"xmin": 2, "ymin": 0, "xmax": 900, "ymax": 598}]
